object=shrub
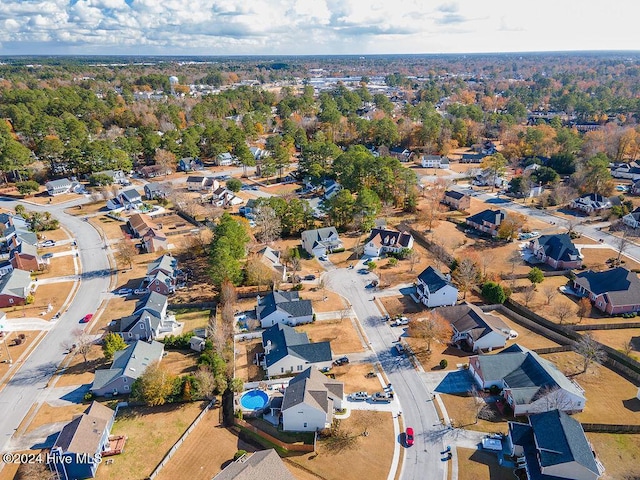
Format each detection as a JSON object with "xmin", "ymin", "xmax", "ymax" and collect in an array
[
  {"xmin": 439, "ymin": 359, "xmax": 448, "ymax": 369},
  {"xmin": 234, "ymin": 450, "xmax": 248, "ymax": 461},
  {"xmin": 25, "ymin": 295, "xmax": 34, "ymax": 305},
  {"xmin": 83, "ymin": 392, "xmax": 95, "ymax": 401},
  {"xmin": 161, "ymin": 332, "xmax": 193, "ymax": 350},
  {"xmin": 292, "ymin": 283, "xmax": 303, "ymax": 291},
  {"xmin": 481, "ymin": 282, "xmax": 507, "ymax": 304}
]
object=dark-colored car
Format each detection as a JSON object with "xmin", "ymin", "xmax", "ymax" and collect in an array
[
  {"xmin": 405, "ymin": 427, "xmax": 414, "ymax": 447},
  {"xmin": 333, "ymin": 356, "xmax": 349, "ymax": 366},
  {"xmin": 304, "ymin": 275, "xmax": 316, "ymax": 281}
]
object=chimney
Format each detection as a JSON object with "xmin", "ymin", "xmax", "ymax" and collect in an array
[{"xmin": 265, "ymin": 340, "xmax": 272, "ymax": 354}]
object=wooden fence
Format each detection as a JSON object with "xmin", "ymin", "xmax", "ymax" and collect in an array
[
  {"xmin": 569, "ymin": 322, "xmax": 640, "ymax": 331},
  {"xmin": 234, "ymin": 418, "xmax": 315, "ymax": 453},
  {"xmin": 581, "ymin": 423, "xmax": 640, "ymax": 434}
]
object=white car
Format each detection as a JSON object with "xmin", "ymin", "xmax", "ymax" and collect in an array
[
  {"xmin": 393, "ymin": 317, "xmax": 410, "ymax": 326},
  {"xmin": 349, "ymin": 391, "xmax": 369, "ymax": 401}
]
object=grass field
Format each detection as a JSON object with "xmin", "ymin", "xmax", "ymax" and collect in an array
[
  {"xmin": 586, "ymin": 432, "xmax": 640, "ymax": 479},
  {"xmin": 296, "ymin": 318, "xmax": 366, "ymax": 355},
  {"xmin": 457, "ymin": 447, "xmax": 514, "ymax": 480}
]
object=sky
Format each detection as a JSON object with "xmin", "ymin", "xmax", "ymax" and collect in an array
[{"xmin": 0, "ymin": 0, "xmax": 639, "ymax": 56}]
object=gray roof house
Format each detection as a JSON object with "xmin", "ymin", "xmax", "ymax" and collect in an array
[
  {"xmin": 301, "ymin": 227, "xmax": 343, "ymax": 257},
  {"xmin": 91, "ymin": 340, "xmax": 164, "ymax": 397},
  {"xmin": 507, "ymin": 409, "xmax": 604, "ymax": 480},
  {"xmin": 416, "ymin": 266, "xmax": 458, "ymax": 308},
  {"xmin": 257, "ymin": 290, "xmax": 314, "ymax": 328},
  {"xmin": 465, "ymin": 209, "xmax": 507, "ymax": 237},
  {"xmin": 261, "ymin": 324, "xmax": 332, "ymax": 378},
  {"xmin": 144, "ymin": 182, "xmax": 169, "ymax": 200},
  {"xmin": 281, "ymin": 367, "xmax": 344, "ymax": 432},
  {"xmin": 117, "ymin": 188, "xmax": 143, "ymax": 209},
  {"xmin": 569, "ymin": 194, "xmax": 612, "ymax": 214},
  {"xmin": 45, "ymin": 178, "xmax": 73, "ymax": 196},
  {"xmin": 146, "ymin": 255, "xmax": 178, "ymax": 281},
  {"xmin": 212, "ymin": 449, "xmax": 296, "ymax": 480},
  {"xmin": 528, "ymin": 234, "xmax": 583, "ymax": 270},
  {"xmin": 469, "ymin": 344, "xmax": 585, "ymax": 415},
  {"xmin": 435, "ymin": 302, "xmax": 509, "ymax": 352},
  {"xmin": 0, "ymin": 268, "xmax": 31, "ymax": 307},
  {"xmin": 573, "ymin": 267, "xmax": 640, "ymax": 315},
  {"xmin": 257, "ymin": 246, "xmax": 287, "ymax": 281},
  {"xmin": 49, "ymin": 402, "xmax": 116, "ymax": 480}
]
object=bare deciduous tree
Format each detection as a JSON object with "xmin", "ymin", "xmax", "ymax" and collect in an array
[
  {"xmin": 552, "ymin": 299, "xmax": 576, "ymax": 324},
  {"xmin": 622, "ymin": 339, "xmax": 634, "ymax": 357},
  {"xmin": 542, "ymin": 284, "xmax": 558, "ymax": 305},
  {"xmin": 114, "ymin": 237, "xmax": 137, "ymax": 269},
  {"xmin": 193, "ymin": 365, "xmax": 216, "ymax": 400},
  {"xmin": 454, "ymin": 257, "xmax": 479, "ymax": 299},
  {"xmin": 574, "ymin": 333, "xmax": 606, "ymax": 373},
  {"xmin": 407, "ymin": 249, "xmax": 421, "ymax": 273},
  {"xmin": 576, "ymin": 297, "xmax": 592, "ymax": 323},
  {"xmin": 522, "ymin": 285, "xmax": 536, "ymax": 307},
  {"xmin": 72, "ymin": 328, "xmax": 93, "ymax": 363},
  {"xmin": 615, "ymin": 227, "xmax": 632, "ymax": 263},
  {"xmin": 154, "ymin": 148, "xmax": 176, "ymax": 176},
  {"xmin": 254, "ymin": 205, "xmax": 282, "ymax": 244},
  {"xmin": 408, "ymin": 313, "xmax": 453, "ymax": 353}
]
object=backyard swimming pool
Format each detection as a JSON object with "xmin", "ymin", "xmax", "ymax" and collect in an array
[{"xmin": 240, "ymin": 389, "xmax": 269, "ymax": 410}]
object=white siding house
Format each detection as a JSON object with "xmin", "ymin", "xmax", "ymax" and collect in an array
[{"xmin": 415, "ymin": 266, "xmax": 458, "ymax": 308}]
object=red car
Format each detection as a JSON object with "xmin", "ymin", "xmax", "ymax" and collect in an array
[
  {"xmin": 405, "ymin": 427, "xmax": 414, "ymax": 447},
  {"xmin": 80, "ymin": 313, "xmax": 93, "ymax": 323}
]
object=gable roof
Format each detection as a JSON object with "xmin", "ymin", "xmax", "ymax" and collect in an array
[
  {"xmin": 574, "ymin": 267, "xmax": 640, "ymax": 306},
  {"xmin": 466, "ymin": 208, "xmax": 506, "ymax": 227},
  {"xmin": 417, "ymin": 266, "xmax": 451, "ymax": 293},
  {"xmin": 534, "ymin": 234, "xmax": 581, "ymax": 262},
  {"xmin": 444, "ymin": 190, "xmax": 466, "ymax": 201},
  {"xmin": 476, "ymin": 344, "xmax": 585, "ymax": 405},
  {"xmin": 0, "ymin": 269, "xmax": 31, "ymax": 298},
  {"xmin": 146, "ymin": 255, "xmax": 177, "ymax": 276},
  {"xmin": 92, "ymin": 340, "xmax": 164, "ymax": 391},
  {"xmin": 53, "ymin": 401, "xmax": 114, "ymax": 455},
  {"xmin": 120, "ymin": 188, "xmax": 142, "ymax": 202},
  {"xmin": 110, "ymin": 310, "xmax": 162, "ymax": 334},
  {"xmin": 212, "ymin": 449, "xmax": 297, "ymax": 480},
  {"xmin": 257, "ymin": 290, "xmax": 313, "ymax": 319},
  {"xmin": 282, "ymin": 367, "xmax": 344, "ymax": 412},
  {"xmin": 128, "ymin": 213, "xmax": 157, "ymax": 233},
  {"xmin": 134, "ymin": 291, "xmax": 168, "ymax": 317},
  {"xmin": 435, "ymin": 302, "xmax": 508, "ymax": 341},
  {"xmin": 46, "ymin": 178, "xmax": 72, "ymax": 189},
  {"xmin": 301, "ymin": 227, "xmax": 341, "ymax": 249},
  {"xmin": 262, "ymin": 324, "xmax": 332, "ymax": 367},
  {"xmin": 365, "ymin": 228, "xmax": 413, "ymax": 250}
]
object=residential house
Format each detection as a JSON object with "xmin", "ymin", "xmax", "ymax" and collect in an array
[
  {"xmin": 468, "ymin": 344, "xmax": 586, "ymax": 415},
  {"xmin": 146, "ymin": 255, "xmax": 178, "ymax": 282},
  {"xmin": 631, "ymin": 179, "xmax": 640, "ymax": 195},
  {"xmin": 507, "ymin": 409, "xmax": 603, "ymax": 480},
  {"xmin": 141, "ymin": 229, "xmax": 168, "ymax": 254},
  {"xmin": 109, "ymin": 292, "xmax": 179, "ymax": 341},
  {"xmin": 257, "ymin": 246, "xmax": 287, "ymax": 281},
  {"xmin": 389, "ymin": 147, "xmax": 412, "ymax": 162},
  {"xmin": 138, "ymin": 165, "xmax": 169, "ymax": 178},
  {"xmin": 186, "ymin": 176, "xmax": 218, "ymax": 192},
  {"xmin": 569, "ymin": 194, "xmax": 612, "ymax": 214},
  {"xmin": 528, "ymin": 234, "xmax": 583, "ymax": 270},
  {"xmin": 178, "ymin": 157, "xmax": 203, "ymax": 172},
  {"xmin": 301, "ymin": 227, "xmax": 343, "ymax": 257},
  {"xmin": 249, "ymin": 146, "xmax": 267, "ymax": 161},
  {"xmin": 127, "ymin": 213, "xmax": 158, "ymax": 238},
  {"xmin": 49, "ymin": 402, "xmax": 115, "ymax": 480},
  {"xmin": 144, "ymin": 182, "xmax": 169, "ymax": 200},
  {"xmin": 474, "ymin": 168, "xmax": 507, "ymax": 188},
  {"xmin": 91, "ymin": 340, "xmax": 164, "ymax": 396},
  {"xmin": 573, "ymin": 267, "xmax": 640, "ymax": 315},
  {"xmin": 460, "ymin": 152, "xmax": 486, "ymax": 163},
  {"xmin": 211, "ymin": 187, "xmax": 243, "ymax": 207},
  {"xmin": 281, "ymin": 367, "xmax": 344, "ymax": 432},
  {"xmin": 323, "ymin": 179, "xmax": 342, "ymax": 200},
  {"xmin": 45, "ymin": 178, "xmax": 73, "ymax": 196},
  {"xmin": 216, "ymin": 152, "xmax": 235, "ymax": 166},
  {"xmin": 436, "ymin": 302, "xmax": 509, "ymax": 352},
  {"xmin": 147, "ymin": 270, "xmax": 175, "ymax": 294},
  {"xmin": 239, "ymin": 199, "xmax": 259, "ymax": 217},
  {"xmin": 363, "ymin": 228, "xmax": 414, "ymax": 257},
  {"xmin": 465, "ymin": 209, "xmax": 507, "ymax": 237},
  {"xmin": 420, "ymin": 155, "xmax": 450, "ymax": 169},
  {"xmin": 442, "ymin": 190, "xmax": 471, "ymax": 211},
  {"xmin": 0, "ymin": 269, "xmax": 31, "ymax": 307},
  {"xmin": 261, "ymin": 324, "xmax": 332, "ymax": 378},
  {"xmin": 622, "ymin": 208, "xmax": 640, "ymax": 229},
  {"xmin": 9, "ymin": 242, "xmax": 43, "ymax": 271},
  {"xmin": 257, "ymin": 290, "xmax": 314, "ymax": 328},
  {"xmin": 611, "ymin": 162, "xmax": 640, "ymax": 181},
  {"xmin": 117, "ymin": 189, "xmax": 143, "ymax": 210},
  {"xmin": 416, "ymin": 266, "xmax": 458, "ymax": 308},
  {"xmin": 95, "ymin": 169, "xmax": 128, "ymax": 185},
  {"xmin": 212, "ymin": 449, "xmax": 297, "ymax": 480}
]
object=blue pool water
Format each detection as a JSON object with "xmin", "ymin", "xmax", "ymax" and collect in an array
[{"xmin": 241, "ymin": 389, "xmax": 269, "ymax": 410}]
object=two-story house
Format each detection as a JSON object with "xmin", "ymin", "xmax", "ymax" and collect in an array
[
  {"xmin": 465, "ymin": 209, "xmax": 507, "ymax": 237},
  {"xmin": 256, "ymin": 290, "xmax": 314, "ymax": 328},
  {"xmin": 528, "ymin": 234, "xmax": 583, "ymax": 270},
  {"xmin": 569, "ymin": 194, "xmax": 612, "ymax": 214},
  {"xmin": 363, "ymin": 228, "xmax": 414, "ymax": 257},
  {"xmin": 416, "ymin": 266, "xmax": 458, "ymax": 308},
  {"xmin": 436, "ymin": 302, "xmax": 509, "ymax": 352},
  {"xmin": 301, "ymin": 227, "xmax": 343, "ymax": 258},
  {"xmin": 442, "ymin": 190, "xmax": 471, "ymax": 211}
]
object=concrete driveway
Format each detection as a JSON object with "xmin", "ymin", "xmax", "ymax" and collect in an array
[{"xmin": 433, "ymin": 369, "xmax": 476, "ymax": 395}]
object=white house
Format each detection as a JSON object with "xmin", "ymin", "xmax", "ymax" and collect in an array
[
  {"xmin": 435, "ymin": 302, "xmax": 509, "ymax": 352},
  {"xmin": 256, "ymin": 290, "xmax": 313, "ymax": 328},
  {"xmin": 420, "ymin": 155, "xmax": 450, "ymax": 169},
  {"xmin": 281, "ymin": 367, "xmax": 344, "ymax": 432},
  {"xmin": 45, "ymin": 178, "xmax": 73, "ymax": 196},
  {"xmin": 301, "ymin": 227, "xmax": 343, "ymax": 258},
  {"xmin": 216, "ymin": 152, "xmax": 235, "ymax": 166},
  {"xmin": 415, "ymin": 266, "xmax": 458, "ymax": 308},
  {"xmin": 261, "ymin": 324, "xmax": 332, "ymax": 378},
  {"xmin": 623, "ymin": 208, "xmax": 640, "ymax": 229},
  {"xmin": 569, "ymin": 194, "xmax": 612, "ymax": 214},
  {"xmin": 363, "ymin": 228, "xmax": 414, "ymax": 257}
]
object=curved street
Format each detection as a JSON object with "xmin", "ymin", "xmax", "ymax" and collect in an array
[{"xmin": 0, "ymin": 196, "xmax": 111, "ymax": 454}]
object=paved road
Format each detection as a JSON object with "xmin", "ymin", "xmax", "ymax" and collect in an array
[
  {"xmin": 324, "ymin": 260, "xmax": 446, "ymax": 480},
  {"xmin": 0, "ymin": 196, "xmax": 111, "ymax": 454}
]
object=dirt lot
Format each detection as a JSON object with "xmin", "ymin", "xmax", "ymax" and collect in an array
[
  {"xmin": 286, "ymin": 410, "xmax": 394, "ymax": 480},
  {"xmin": 0, "ymin": 331, "xmax": 42, "ymax": 383},
  {"xmin": 96, "ymin": 402, "xmax": 206, "ymax": 480},
  {"xmin": 457, "ymin": 447, "xmax": 513, "ymax": 480},
  {"xmin": 235, "ymin": 337, "xmax": 262, "ymax": 382},
  {"xmin": 54, "ymin": 343, "xmax": 108, "ymax": 388},
  {"xmin": 329, "ymin": 362, "xmax": 388, "ymax": 395},
  {"xmin": 24, "ymin": 402, "xmax": 87, "ymax": 434},
  {"xmin": 156, "ymin": 407, "xmax": 255, "ymax": 480},
  {"xmin": 296, "ymin": 318, "xmax": 366, "ymax": 355},
  {"xmin": 440, "ymin": 393, "xmax": 512, "ymax": 434},
  {"xmin": 586, "ymin": 432, "xmax": 640, "ymax": 479}
]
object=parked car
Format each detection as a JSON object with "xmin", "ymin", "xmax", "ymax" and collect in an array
[
  {"xmin": 371, "ymin": 391, "xmax": 393, "ymax": 403},
  {"xmin": 393, "ymin": 316, "xmax": 410, "ymax": 326},
  {"xmin": 133, "ymin": 288, "xmax": 149, "ymax": 295},
  {"xmin": 395, "ymin": 343, "xmax": 405, "ymax": 354},
  {"xmin": 80, "ymin": 313, "xmax": 93, "ymax": 323},
  {"xmin": 405, "ymin": 427, "xmax": 414, "ymax": 447},
  {"xmin": 319, "ymin": 255, "xmax": 328, "ymax": 261},
  {"xmin": 41, "ymin": 240, "xmax": 56, "ymax": 247},
  {"xmin": 116, "ymin": 288, "xmax": 132, "ymax": 295},
  {"xmin": 42, "ymin": 253, "xmax": 54, "ymax": 259},
  {"xmin": 333, "ymin": 356, "xmax": 349, "ymax": 366},
  {"xmin": 303, "ymin": 275, "xmax": 316, "ymax": 281},
  {"xmin": 349, "ymin": 391, "xmax": 369, "ymax": 401}
]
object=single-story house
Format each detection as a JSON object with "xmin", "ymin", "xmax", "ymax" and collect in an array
[
  {"xmin": 528, "ymin": 234, "xmax": 583, "ymax": 270},
  {"xmin": 212, "ymin": 449, "xmax": 297, "ymax": 480},
  {"xmin": 186, "ymin": 176, "xmax": 218, "ymax": 192},
  {"xmin": 281, "ymin": 367, "xmax": 344, "ymax": 432},
  {"xmin": 49, "ymin": 402, "xmax": 115, "ymax": 480},
  {"xmin": 45, "ymin": 178, "xmax": 73, "ymax": 196},
  {"xmin": 442, "ymin": 190, "xmax": 471, "ymax": 211},
  {"xmin": 435, "ymin": 302, "xmax": 509, "ymax": 352},
  {"xmin": 261, "ymin": 324, "xmax": 332, "ymax": 378},
  {"xmin": 465, "ymin": 209, "xmax": 507, "ymax": 237},
  {"xmin": 91, "ymin": 340, "xmax": 164, "ymax": 396},
  {"xmin": 569, "ymin": 194, "xmax": 612, "ymax": 214},
  {"xmin": 138, "ymin": 165, "xmax": 170, "ymax": 178},
  {"xmin": 9, "ymin": 242, "xmax": 43, "ymax": 271},
  {"xmin": 257, "ymin": 290, "xmax": 313, "ymax": 328},
  {"xmin": 573, "ymin": 267, "xmax": 640, "ymax": 315},
  {"xmin": 389, "ymin": 147, "xmax": 412, "ymax": 162},
  {"xmin": 363, "ymin": 228, "xmax": 414, "ymax": 257},
  {"xmin": 420, "ymin": 155, "xmax": 450, "ymax": 169},
  {"xmin": 622, "ymin": 208, "xmax": 640, "ymax": 229},
  {"xmin": 469, "ymin": 344, "xmax": 586, "ymax": 415},
  {"xmin": 507, "ymin": 409, "xmax": 603, "ymax": 480},
  {"xmin": 257, "ymin": 246, "xmax": 287, "ymax": 281},
  {"xmin": 0, "ymin": 268, "xmax": 31, "ymax": 307},
  {"xmin": 301, "ymin": 227, "xmax": 343, "ymax": 258},
  {"xmin": 416, "ymin": 266, "xmax": 458, "ymax": 308},
  {"xmin": 460, "ymin": 152, "xmax": 486, "ymax": 163}
]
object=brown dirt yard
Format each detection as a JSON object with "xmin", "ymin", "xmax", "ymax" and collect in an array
[
  {"xmin": 296, "ymin": 318, "xmax": 366, "ymax": 355},
  {"xmin": 96, "ymin": 402, "xmax": 206, "ymax": 480},
  {"xmin": 286, "ymin": 410, "xmax": 394, "ymax": 480},
  {"xmin": 457, "ymin": 447, "xmax": 514, "ymax": 480},
  {"xmin": 586, "ymin": 432, "xmax": 640, "ymax": 480}
]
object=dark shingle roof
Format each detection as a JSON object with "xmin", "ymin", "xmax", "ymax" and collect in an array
[
  {"xmin": 444, "ymin": 190, "xmax": 466, "ymax": 200},
  {"xmin": 466, "ymin": 209, "xmax": 506, "ymax": 227},
  {"xmin": 574, "ymin": 267, "xmax": 640, "ymax": 307},
  {"xmin": 366, "ymin": 228, "xmax": 413, "ymax": 249},
  {"xmin": 417, "ymin": 266, "xmax": 450, "ymax": 293},
  {"xmin": 53, "ymin": 403, "xmax": 114, "ymax": 455},
  {"xmin": 282, "ymin": 367, "xmax": 343, "ymax": 412},
  {"xmin": 212, "ymin": 449, "xmax": 297, "ymax": 480},
  {"xmin": 262, "ymin": 324, "xmax": 332, "ymax": 367},
  {"xmin": 534, "ymin": 234, "xmax": 580, "ymax": 262},
  {"xmin": 435, "ymin": 302, "xmax": 508, "ymax": 341},
  {"xmin": 257, "ymin": 290, "xmax": 313, "ymax": 319}
]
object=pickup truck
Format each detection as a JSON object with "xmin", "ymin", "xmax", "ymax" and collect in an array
[{"xmin": 371, "ymin": 391, "xmax": 394, "ymax": 403}]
